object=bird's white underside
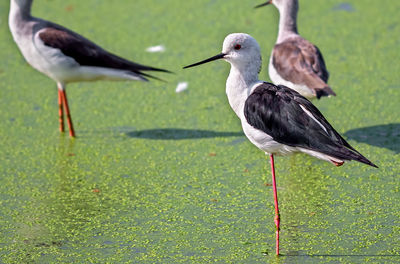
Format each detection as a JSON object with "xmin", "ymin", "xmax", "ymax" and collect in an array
[{"xmin": 242, "ymin": 115, "xmax": 342, "ymax": 164}]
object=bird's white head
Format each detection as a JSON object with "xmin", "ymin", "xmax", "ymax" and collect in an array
[
  {"xmin": 222, "ymin": 33, "xmax": 261, "ymax": 69},
  {"xmin": 183, "ymin": 33, "xmax": 263, "ymax": 117},
  {"xmin": 184, "ymin": 33, "xmax": 262, "ymax": 74}
]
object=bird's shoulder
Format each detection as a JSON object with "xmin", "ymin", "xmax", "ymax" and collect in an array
[
  {"xmin": 248, "ymin": 82, "xmax": 301, "ymax": 104},
  {"xmin": 35, "ymin": 20, "xmax": 100, "ymax": 52},
  {"xmin": 244, "ymin": 82, "xmax": 303, "ymax": 135},
  {"xmin": 273, "ymin": 36, "xmax": 329, "ymax": 83},
  {"xmin": 274, "ymin": 36, "xmax": 318, "ymax": 62}
]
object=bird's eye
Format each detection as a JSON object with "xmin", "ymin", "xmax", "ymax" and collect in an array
[{"xmin": 234, "ymin": 44, "xmax": 242, "ymax": 50}]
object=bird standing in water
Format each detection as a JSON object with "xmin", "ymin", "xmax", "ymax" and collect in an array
[
  {"xmin": 256, "ymin": 0, "xmax": 336, "ymax": 99},
  {"xmin": 184, "ymin": 33, "xmax": 376, "ymax": 255},
  {"xmin": 9, "ymin": 0, "xmax": 170, "ymax": 137}
]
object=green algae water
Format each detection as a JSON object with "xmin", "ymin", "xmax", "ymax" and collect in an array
[{"xmin": 0, "ymin": 0, "xmax": 399, "ymax": 263}]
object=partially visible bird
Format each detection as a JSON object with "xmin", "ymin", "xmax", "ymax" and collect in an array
[
  {"xmin": 256, "ymin": 0, "xmax": 336, "ymax": 99},
  {"xmin": 184, "ymin": 33, "xmax": 376, "ymax": 255},
  {"xmin": 9, "ymin": 0, "xmax": 170, "ymax": 137}
]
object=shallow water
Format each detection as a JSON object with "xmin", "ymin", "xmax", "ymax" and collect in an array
[{"xmin": 0, "ymin": 0, "xmax": 399, "ymax": 263}]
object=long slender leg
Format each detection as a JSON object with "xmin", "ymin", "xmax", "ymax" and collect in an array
[
  {"xmin": 58, "ymin": 89, "xmax": 65, "ymax": 132},
  {"xmin": 58, "ymin": 83, "xmax": 76, "ymax": 138},
  {"xmin": 270, "ymin": 154, "xmax": 280, "ymax": 255}
]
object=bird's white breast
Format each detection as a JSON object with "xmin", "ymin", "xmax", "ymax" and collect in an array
[{"xmin": 10, "ymin": 23, "xmax": 80, "ymax": 83}]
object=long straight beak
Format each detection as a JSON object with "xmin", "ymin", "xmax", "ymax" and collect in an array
[
  {"xmin": 183, "ymin": 53, "xmax": 226, "ymax": 69},
  {"xmin": 255, "ymin": 0, "xmax": 272, "ymax": 8}
]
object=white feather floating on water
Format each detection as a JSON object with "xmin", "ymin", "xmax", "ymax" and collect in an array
[
  {"xmin": 175, "ymin": 82, "xmax": 188, "ymax": 93},
  {"xmin": 145, "ymin": 45, "xmax": 166, "ymax": 53}
]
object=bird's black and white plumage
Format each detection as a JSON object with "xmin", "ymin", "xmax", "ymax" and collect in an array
[
  {"xmin": 244, "ymin": 82, "xmax": 375, "ymax": 166},
  {"xmin": 184, "ymin": 33, "xmax": 377, "ymax": 256},
  {"xmin": 257, "ymin": 0, "xmax": 336, "ymax": 99},
  {"xmin": 36, "ymin": 26, "xmax": 168, "ymax": 82},
  {"xmin": 184, "ymin": 32, "xmax": 376, "ymax": 168},
  {"xmin": 8, "ymin": 0, "xmax": 170, "ymax": 137},
  {"xmin": 9, "ymin": 0, "xmax": 169, "ymax": 83}
]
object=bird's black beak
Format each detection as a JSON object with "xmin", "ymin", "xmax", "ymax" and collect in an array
[
  {"xmin": 183, "ymin": 53, "xmax": 226, "ymax": 69},
  {"xmin": 255, "ymin": 0, "xmax": 272, "ymax": 8}
]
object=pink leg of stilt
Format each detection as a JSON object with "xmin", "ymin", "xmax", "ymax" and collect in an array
[
  {"xmin": 60, "ymin": 89, "xmax": 76, "ymax": 138},
  {"xmin": 58, "ymin": 89, "xmax": 65, "ymax": 133},
  {"xmin": 270, "ymin": 154, "xmax": 280, "ymax": 256}
]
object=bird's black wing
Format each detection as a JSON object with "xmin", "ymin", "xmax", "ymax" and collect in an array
[
  {"xmin": 244, "ymin": 82, "xmax": 376, "ymax": 167},
  {"xmin": 37, "ymin": 24, "xmax": 169, "ymax": 79}
]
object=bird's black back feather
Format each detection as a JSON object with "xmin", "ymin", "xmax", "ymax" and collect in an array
[
  {"xmin": 37, "ymin": 24, "xmax": 170, "ymax": 77},
  {"xmin": 244, "ymin": 82, "xmax": 377, "ymax": 167}
]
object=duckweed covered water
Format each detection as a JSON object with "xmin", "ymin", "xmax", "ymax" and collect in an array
[{"xmin": 0, "ymin": 0, "xmax": 399, "ymax": 263}]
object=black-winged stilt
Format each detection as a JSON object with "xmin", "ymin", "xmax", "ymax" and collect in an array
[
  {"xmin": 184, "ymin": 33, "xmax": 377, "ymax": 255},
  {"xmin": 9, "ymin": 0, "xmax": 170, "ymax": 137},
  {"xmin": 256, "ymin": 0, "xmax": 336, "ymax": 99}
]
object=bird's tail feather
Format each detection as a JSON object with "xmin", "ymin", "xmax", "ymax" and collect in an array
[
  {"xmin": 316, "ymin": 86, "xmax": 336, "ymax": 99},
  {"xmin": 328, "ymin": 145, "xmax": 378, "ymax": 168}
]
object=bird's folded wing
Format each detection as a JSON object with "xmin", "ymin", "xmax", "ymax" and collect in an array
[
  {"xmin": 244, "ymin": 83, "xmax": 354, "ymax": 156},
  {"xmin": 272, "ymin": 38, "xmax": 329, "ymax": 88},
  {"xmin": 37, "ymin": 26, "xmax": 166, "ymax": 73}
]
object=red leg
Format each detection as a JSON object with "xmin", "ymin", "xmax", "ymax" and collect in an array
[
  {"xmin": 60, "ymin": 89, "xmax": 76, "ymax": 138},
  {"xmin": 270, "ymin": 154, "xmax": 280, "ymax": 255},
  {"xmin": 58, "ymin": 89, "xmax": 65, "ymax": 133}
]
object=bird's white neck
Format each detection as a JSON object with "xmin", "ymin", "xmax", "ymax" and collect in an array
[
  {"xmin": 9, "ymin": 0, "xmax": 32, "ymax": 23},
  {"xmin": 276, "ymin": 2, "xmax": 298, "ymax": 43},
  {"xmin": 226, "ymin": 61, "xmax": 261, "ymax": 118}
]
